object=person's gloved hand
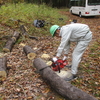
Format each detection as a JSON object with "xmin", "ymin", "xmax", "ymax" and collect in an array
[
  {"xmin": 63, "ymin": 56, "xmax": 67, "ymax": 61},
  {"xmin": 52, "ymin": 57, "xmax": 58, "ymax": 62}
]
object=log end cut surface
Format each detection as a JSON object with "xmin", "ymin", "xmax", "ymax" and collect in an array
[
  {"xmin": 27, "ymin": 52, "xmax": 36, "ymax": 60},
  {"xmin": 3, "ymin": 48, "xmax": 10, "ymax": 52},
  {"xmin": 0, "ymin": 71, "xmax": 7, "ymax": 80}
]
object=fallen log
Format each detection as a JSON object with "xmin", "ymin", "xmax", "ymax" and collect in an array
[
  {"xmin": 20, "ymin": 25, "xmax": 38, "ymax": 40},
  {"xmin": 12, "ymin": 31, "xmax": 20, "ymax": 41},
  {"xmin": 0, "ymin": 56, "xmax": 7, "ymax": 80},
  {"xmin": 3, "ymin": 31, "xmax": 20, "ymax": 52},
  {"xmin": 33, "ymin": 58, "xmax": 98, "ymax": 100},
  {"xmin": 23, "ymin": 45, "xmax": 36, "ymax": 60},
  {"xmin": 20, "ymin": 25, "xmax": 28, "ymax": 36},
  {"xmin": 3, "ymin": 38, "xmax": 16, "ymax": 52}
]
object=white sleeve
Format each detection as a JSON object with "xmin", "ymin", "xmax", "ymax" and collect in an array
[
  {"xmin": 56, "ymin": 27, "xmax": 72, "ymax": 57},
  {"xmin": 63, "ymin": 41, "xmax": 70, "ymax": 54}
]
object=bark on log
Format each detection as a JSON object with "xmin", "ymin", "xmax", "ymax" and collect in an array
[
  {"xmin": 0, "ymin": 56, "xmax": 7, "ymax": 80},
  {"xmin": 20, "ymin": 25, "xmax": 28, "ymax": 36},
  {"xmin": 20, "ymin": 25, "xmax": 38, "ymax": 40},
  {"xmin": 23, "ymin": 45, "xmax": 36, "ymax": 60},
  {"xmin": 3, "ymin": 31, "xmax": 20, "ymax": 52},
  {"xmin": 12, "ymin": 31, "xmax": 20, "ymax": 41},
  {"xmin": 33, "ymin": 58, "xmax": 98, "ymax": 100},
  {"xmin": 3, "ymin": 38, "xmax": 15, "ymax": 52}
]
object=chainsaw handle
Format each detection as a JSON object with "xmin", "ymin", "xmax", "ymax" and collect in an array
[{"xmin": 56, "ymin": 61, "xmax": 61, "ymax": 73}]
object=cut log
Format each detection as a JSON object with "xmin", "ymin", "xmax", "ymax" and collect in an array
[
  {"xmin": 3, "ymin": 31, "xmax": 20, "ymax": 52},
  {"xmin": 33, "ymin": 58, "xmax": 98, "ymax": 100},
  {"xmin": 20, "ymin": 25, "xmax": 28, "ymax": 36},
  {"xmin": 23, "ymin": 45, "xmax": 36, "ymax": 60},
  {"xmin": 20, "ymin": 25, "xmax": 38, "ymax": 40},
  {"xmin": 0, "ymin": 56, "xmax": 7, "ymax": 80},
  {"xmin": 3, "ymin": 38, "xmax": 15, "ymax": 52},
  {"xmin": 12, "ymin": 31, "xmax": 20, "ymax": 41}
]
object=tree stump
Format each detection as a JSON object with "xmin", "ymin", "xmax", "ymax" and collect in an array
[
  {"xmin": 33, "ymin": 58, "xmax": 97, "ymax": 100},
  {"xmin": 23, "ymin": 45, "xmax": 36, "ymax": 60},
  {"xmin": 3, "ymin": 31, "xmax": 20, "ymax": 52},
  {"xmin": 0, "ymin": 56, "xmax": 7, "ymax": 80}
]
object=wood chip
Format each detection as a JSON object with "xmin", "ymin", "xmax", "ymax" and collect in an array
[{"xmin": 41, "ymin": 54, "xmax": 50, "ymax": 59}]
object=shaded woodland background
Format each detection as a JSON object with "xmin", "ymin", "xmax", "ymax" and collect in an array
[{"xmin": 0, "ymin": 0, "xmax": 70, "ymax": 8}]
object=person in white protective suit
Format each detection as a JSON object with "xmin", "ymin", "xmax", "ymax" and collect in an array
[{"xmin": 50, "ymin": 23, "xmax": 92, "ymax": 81}]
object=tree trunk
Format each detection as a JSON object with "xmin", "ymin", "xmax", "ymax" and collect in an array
[
  {"xmin": 33, "ymin": 58, "xmax": 98, "ymax": 100},
  {"xmin": 23, "ymin": 45, "xmax": 36, "ymax": 60},
  {"xmin": 3, "ymin": 31, "xmax": 20, "ymax": 52},
  {"xmin": 0, "ymin": 56, "xmax": 7, "ymax": 80}
]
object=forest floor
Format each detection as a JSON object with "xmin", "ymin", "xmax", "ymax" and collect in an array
[{"xmin": 0, "ymin": 11, "xmax": 100, "ymax": 100}]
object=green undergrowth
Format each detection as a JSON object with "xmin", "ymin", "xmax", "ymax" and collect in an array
[
  {"xmin": 0, "ymin": 3, "xmax": 68, "ymax": 52},
  {"xmin": 0, "ymin": 3, "xmax": 68, "ymax": 36}
]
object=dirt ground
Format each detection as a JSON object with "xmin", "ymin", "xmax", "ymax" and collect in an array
[{"xmin": 0, "ymin": 11, "xmax": 100, "ymax": 100}]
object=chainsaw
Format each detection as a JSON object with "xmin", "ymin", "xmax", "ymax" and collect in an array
[{"xmin": 51, "ymin": 59, "xmax": 68, "ymax": 73}]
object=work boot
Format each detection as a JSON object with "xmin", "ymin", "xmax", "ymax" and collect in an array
[
  {"xmin": 65, "ymin": 74, "xmax": 77, "ymax": 81},
  {"xmin": 64, "ymin": 70, "xmax": 77, "ymax": 81},
  {"xmin": 65, "ymin": 65, "xmax": 72, "ymax": 68}
]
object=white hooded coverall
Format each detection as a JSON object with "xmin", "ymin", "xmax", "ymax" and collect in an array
[{"xmin": 56, "ymin": 23, "xmax": 92, "ymax": 75}]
